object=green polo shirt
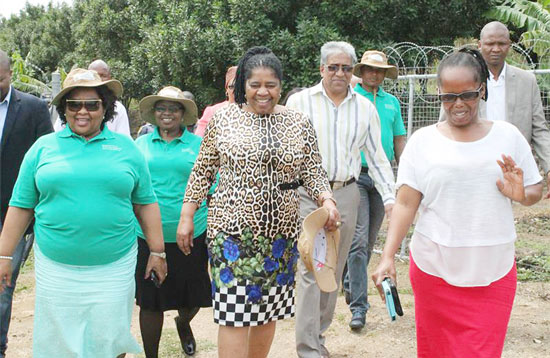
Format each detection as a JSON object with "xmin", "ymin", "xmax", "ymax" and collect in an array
[
  {"xmin": 135, "ymin": 128, "xmax": 209, "ymax": 242},
  {"xmin": 10, "ymin": 126, "xmax": 157, "ymax": 266},
  {"xmin": 354, "ymin": 84, "xmax": 406, "ymax": 166}
]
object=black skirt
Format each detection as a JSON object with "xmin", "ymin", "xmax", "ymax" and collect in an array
[{"xmin": 135, "ymin": 233, "xmax": 212, "ymax": 311}]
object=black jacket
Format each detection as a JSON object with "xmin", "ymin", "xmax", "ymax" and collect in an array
[{"xmin": 1, "ymin": 87, "xmax": 53, "ymax": 231}]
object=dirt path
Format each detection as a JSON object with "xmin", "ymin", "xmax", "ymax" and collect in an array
[
  {"xmin": 6, "ymin": 201, "xmax": 550, "ymax": 357},
  {"xmin": 7, "ymin": 258, "xmax": 549, "ymax": 357}
]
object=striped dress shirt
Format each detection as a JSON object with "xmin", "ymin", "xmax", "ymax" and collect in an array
[{"xmin": 286, "ymin": 81, "xmax": 395, "ymax": 204}]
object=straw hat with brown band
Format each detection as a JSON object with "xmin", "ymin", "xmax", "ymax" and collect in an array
[
  {"xmin": 139, "ymin": 86, "xmax": 198, "ymax": 127},
  {"xmin": 298, "ymin": 207, "xmax": 340, "ymax": 293},
  {"xmin": 352, "ymin": 50, "xmax": 398, "ymax": 79},
  {"xmin": 51, "ymin": 68, "xmax": 123, "ymax": 106}
]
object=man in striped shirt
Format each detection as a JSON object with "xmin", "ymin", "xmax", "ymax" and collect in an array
[{"xmin": 286, "ymin": 41, "xmax": 395, "ymax": 358}]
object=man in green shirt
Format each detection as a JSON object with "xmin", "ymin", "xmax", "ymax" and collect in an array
[{"xmin": 344, "ymin": 50, "xmax": 406, "ymax": 330}]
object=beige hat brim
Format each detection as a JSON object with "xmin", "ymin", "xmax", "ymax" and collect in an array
[
  {"xmin": 352, "ymin": 63, "xmax": 398, "ymax": 79},
  {"xmin": 139, "ymin": 95, "xmax": 198, "ymax": 127},
  {"xmin": 51, "ymin": 79, "xmax": 123, "ymax": 106},
  {"xmin": 298, "ymin": 207, "xmax": 340, "ymax": 292}
]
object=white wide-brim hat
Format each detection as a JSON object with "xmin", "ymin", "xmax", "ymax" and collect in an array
[{"xmin": 139, "ymin": 86, "xmax": 198, "ymax": 126}]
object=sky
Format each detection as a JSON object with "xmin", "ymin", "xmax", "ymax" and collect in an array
[{"xmin": 1, "ymin": 0, "xmax": 74, "ymax": 19}]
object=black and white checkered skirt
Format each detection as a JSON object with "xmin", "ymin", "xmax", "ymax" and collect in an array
[{"xmin": 213, "ymin": 283, "xmax": 295, "ymax": 326}]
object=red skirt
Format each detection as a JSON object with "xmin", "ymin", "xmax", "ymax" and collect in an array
[{"xmin": 409, "ymin": 254, "xmax": 516, "ymax": 358}]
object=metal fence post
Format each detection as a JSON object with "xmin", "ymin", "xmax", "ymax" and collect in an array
[
  {"xmin": 50, "ymin": 71, "xmax": 61, "ymax": 125},
  {"xmin": 407, "ymin": 76, "xmax": 415, "ymax": 139},
  {"xmin": 395, "ymin": 77, "xmax": 416, "ymax": 260}
]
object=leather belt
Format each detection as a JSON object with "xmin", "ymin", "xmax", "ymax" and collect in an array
[
  {"xmin": 360, "ymin": 167, "xmax": 369, "ymax": 174},
  {"xmin": 329, "ymin": 177, "xmax": 356, "ymax": 191},
  {"xmin": 278, "ymin": 179, "xmax": 303, "ymax": 190}
]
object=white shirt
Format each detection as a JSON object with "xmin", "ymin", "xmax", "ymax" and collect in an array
[
  {"xmin": 486, "ymin": 62, "xmax": 507, "ymax": 122},
  {"xmin": 0, "ymin": 86, "xmax": 12, "ymax": 143},
  {"xmin": 54, "ymin": 101, "xmax": 131, "ymax": 137},
  {"xmin": 398, "ymin": 121, "xmax": 541, "ymax": 286},
  {"xmin": 286, "ymin": 81, "xmax": 395, "ymax": 204}
]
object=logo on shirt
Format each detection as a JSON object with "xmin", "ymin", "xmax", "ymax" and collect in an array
[
  {"xmin": 385, "ymin": 104, "xmax": 395, "ymax": 110},
  {"xmin": 102, "ymin": 144, "xmax": 122, "ymax": 151},
  {"xmin": 181, "ymin": 148, "xmax": 197, "ymax": 155}
]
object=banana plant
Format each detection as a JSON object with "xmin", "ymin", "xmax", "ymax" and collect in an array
[{"xmin": 10, "ymin": 51, "xmax": 50, "ymax": 97}]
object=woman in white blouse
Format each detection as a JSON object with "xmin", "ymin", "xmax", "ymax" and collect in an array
[{"xmin": 372, "ymin": 47, "xmax": 543, "ymax": 358}]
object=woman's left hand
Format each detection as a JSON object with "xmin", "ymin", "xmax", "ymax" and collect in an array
[
  {"xmin": 145, "ymin": 255, "xmax": 168, "ymax": 284},
  {"xmin": 322, "ymin": 199, "xmax": 341, "ymax": 231},
  {"xmin": 496, "ymin": 154, "xmax": 525, "ymax": 202}
]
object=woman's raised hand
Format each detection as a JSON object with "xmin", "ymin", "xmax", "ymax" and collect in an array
[{"xmin": 496, "ymin": 154, "xmax": 526, "ymax": 202}]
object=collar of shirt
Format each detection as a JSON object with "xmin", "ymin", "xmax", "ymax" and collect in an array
[
  {"xmin": 353, "ymin": 83, "xmax": 387, "ymax": 98},
  {"xmin": 151, "ymin": 126, "xmax": 192, "ymax": 144},
  {"xmin": 58, "ymin": 124, "xmax": 115, "ymax": 142},
  {"xmin": 310, "ymin": 80, "xmax": 355, "ymax": 105},
  {"xmin": 489, "ymin": 62, "xmax": 507, "ymax": 84},
  {"xmin": 0, "ymin": 86, "xmax": 13, "ymax": 142},
  {"xmin": 0, "ymin": 85, "xmax": 12, "ymax": 106}
]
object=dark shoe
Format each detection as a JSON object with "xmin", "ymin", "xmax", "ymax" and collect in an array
[
  {"xmin": 349, "ymin": 312, "xmax": 366, "ymax": 331},
  {"xmin": 175, "ymin": 316, "xmax": 196, "ymax": 356}
]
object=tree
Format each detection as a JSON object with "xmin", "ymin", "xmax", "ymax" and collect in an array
[
  {"xmin": 487, "ymin": 0, "xmax": 550, "ymax": 60},
  {"xmin": 0, "ymin": 0, "xmax": 497, "ymax": 111}
]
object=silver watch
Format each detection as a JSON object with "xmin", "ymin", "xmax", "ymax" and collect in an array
[{"xmin": 150, "ymin": 251, "xmax": 166, "ymax": 259}]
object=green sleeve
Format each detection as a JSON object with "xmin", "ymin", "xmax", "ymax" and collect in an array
[
  {"xmin": 392, "ymin": 97, "xmax": 407, "ymax": 136},
  {"xmin": 9, "ymin": 144, "xmax": 40, "ymax": 209}
]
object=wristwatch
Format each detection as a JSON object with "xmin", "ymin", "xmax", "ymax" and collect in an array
[{"xmin": 150, "ymin": 251, "xmax": 166, "ymax": 259}]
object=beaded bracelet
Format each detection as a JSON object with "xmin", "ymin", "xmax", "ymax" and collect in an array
[{"xmin": 0, "ymin": 256, "xmax": 13, "ymax": 260}]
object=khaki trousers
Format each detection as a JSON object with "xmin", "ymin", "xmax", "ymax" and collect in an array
[{"xmin": 295, "ymin": 183, "xmax": 360, "ymax": 358}]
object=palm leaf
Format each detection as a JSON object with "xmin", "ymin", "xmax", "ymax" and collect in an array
[{"xmin": 486, "ymin": 0, "xmax": 550, "ymax": 32}]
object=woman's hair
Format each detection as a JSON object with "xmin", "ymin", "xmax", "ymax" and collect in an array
[
  {"xmin": 437, "ymin": 46, "xmax": 490, "ymax": 100},
  {"xmin": 233, "ymin": 46, "xmax": 283, "ymax": 106},
  {"xmin": 56, "ymin": 85, "xmax": 118, "ymax": 129},
  {"xmin": 320, "ymin": 41, "xmax": 357, "ymax": 66}
]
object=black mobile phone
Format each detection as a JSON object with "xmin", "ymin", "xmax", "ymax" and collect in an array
[
  {"xmin": 387, "ymin": 279, "xmax": 403, "ymax": 317},
  {"xmin": 150, "ymin": 271, "xmax": 161, "ymax": 288}
]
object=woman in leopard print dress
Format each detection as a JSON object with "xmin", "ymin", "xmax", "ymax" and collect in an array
[{"xmin": 177, "ymin": 47, "xmax": 339, "ymax": 358}]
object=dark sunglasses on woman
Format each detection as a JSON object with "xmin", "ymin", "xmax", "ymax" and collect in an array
[
  {"xmin": 438, "ymin": 86, "xmax": 483, "ymax": 103},
  {"xmin": 66, "ymin": 99, "xmax": 103, "ymax": 112}
]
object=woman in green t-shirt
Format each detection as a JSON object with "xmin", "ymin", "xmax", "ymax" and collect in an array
[
  {"xmin": 135, "ymin": 86, "xmax": 211, "ymax": 357},
  {"xmin": 0, "ymin": 68, "xmax": 167, "ymax": 358}
]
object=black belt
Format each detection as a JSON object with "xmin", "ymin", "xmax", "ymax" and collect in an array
[
  {"xmin": 361, "ymin": 167, "xmax": 369, "ymax": 174},
  {"xmin": 329, "ymin": 177, "xmax": 356, "ymax": 190},
  {"xmin": 279, "ymin": 179, "xmax": 303, "ymax": 190}
]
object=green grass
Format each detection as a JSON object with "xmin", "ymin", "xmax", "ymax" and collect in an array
[{"xmin": 515, "ymin": 213, "xmax": 550, "ymax": 282}]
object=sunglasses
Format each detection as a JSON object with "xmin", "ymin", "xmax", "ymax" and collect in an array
[
  {"xmin": 438, "ymin": 86, "xmax": 483, "ymax": 103},
  {"xmin": 66, "ymin": 99, "xmax": 103, "ymax": 112},
  {"xmin": 154, "ymin": 105, "xmax": 182, "ymax": 113},
  {"xmin": 326, "ymin": 64, "xmax": 354, "ymax": 73}
]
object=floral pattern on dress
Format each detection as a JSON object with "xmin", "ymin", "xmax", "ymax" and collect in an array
[{"xmin": 209, "ymin": 227, "xmax": 299, "ymax": 304}]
